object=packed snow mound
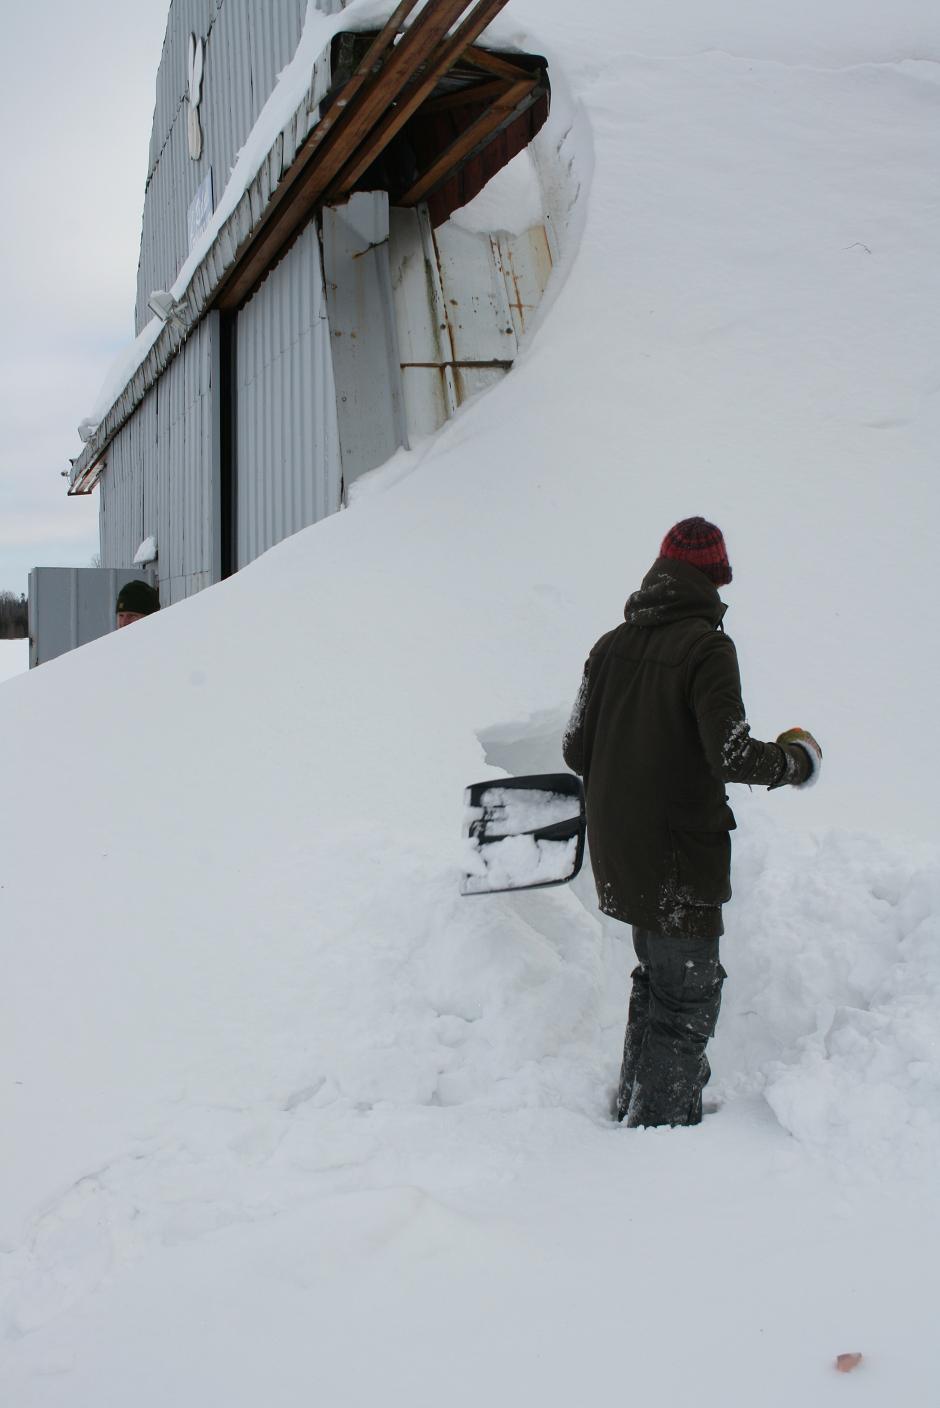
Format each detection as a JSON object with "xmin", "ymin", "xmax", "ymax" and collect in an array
[{"xmin": 712, "ymin": 813, "xmax": 940, "ymax": 1170}]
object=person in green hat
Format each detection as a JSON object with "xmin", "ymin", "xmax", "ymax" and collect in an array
[{"xmin": 115, "ymin": 580, "xmax": 160, "ymax": 629}]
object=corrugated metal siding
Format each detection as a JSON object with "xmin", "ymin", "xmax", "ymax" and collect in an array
[
  {"xmin": 99, "ymin": 318, "xmax": 217, "ymax": 604},
  {"xmin": 137, "ymin": 0, "xmax": 324, "ymax": 332},
  {"xmin": 99, "ymin": 396, "xmax": 154, "ymax": 569},
  {"xmin": 234, "ymin": 219, "xmax": 341, "ymax": 568},
  {"xmin": 146, "ymin": 1, "xmax": 214, "ymax": 183}
]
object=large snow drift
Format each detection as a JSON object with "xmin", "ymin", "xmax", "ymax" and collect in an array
[{"xmin": 3, "ymin": 1, "xmax": 939, "ymax": 1403}]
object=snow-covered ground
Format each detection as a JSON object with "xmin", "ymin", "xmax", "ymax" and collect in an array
[{"xmin": 2, "ymin": 1, "xmax": 939, "ymax": 1403}]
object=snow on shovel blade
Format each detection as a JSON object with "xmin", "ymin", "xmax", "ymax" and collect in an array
[{"xmin": 461, "ymin": 773, "xmax": 585, "ymax": 896}]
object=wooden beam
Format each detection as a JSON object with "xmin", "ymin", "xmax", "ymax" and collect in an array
[
  {"xmin": 422, "ymin": 77, "xmax": 509, "ymax": 114},
  {"xmin": 398, "ymin": 77, "xmax": 535, "ymax": 206},
  {"xmin": 328, "ymin": 0, "xmax": 513, "ymax": 199},
  {"xmin": 216, "ymin": 0, "xmax": 477, "ymax": 309},
  {"xmin": 274, "ymin": 0, "xmax": 475, "ymax": 209},
  {"xmin": 284, "ymin": 0, "xmax": 424, "ymax": 168},
  {"xmin": 462, "ymin": 45, "xmax": 535, "ymax": 81},
  {"xmin": 213, "ymin": 1, "xmax": 424, "ymax": 310}
]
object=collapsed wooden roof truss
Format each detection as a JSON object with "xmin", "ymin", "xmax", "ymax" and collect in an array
[{"xmin": 214, "ymin": 0, "xmax": 548, "ymax": 310}]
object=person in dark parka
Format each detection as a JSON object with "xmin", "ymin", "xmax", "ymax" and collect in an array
[{"xmin": 562, "ymin": 517, "xmax": 821, "ymax": 1128}]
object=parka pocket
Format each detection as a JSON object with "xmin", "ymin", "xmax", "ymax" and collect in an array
[{"xmin": 667, "ymin": 810, "xmax": 734, "ymax": 906}]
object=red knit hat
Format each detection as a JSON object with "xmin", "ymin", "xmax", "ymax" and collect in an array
[{"xmin": 660, "ymin": 517, "xmax": 732, "ymax": 587}]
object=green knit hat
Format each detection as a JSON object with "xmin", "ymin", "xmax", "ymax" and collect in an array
[{"xmin": 116, "ymin": 580, "xmax": 160, "ymax": 615}]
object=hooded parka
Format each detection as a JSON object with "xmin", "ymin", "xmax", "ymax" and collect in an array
[{"xmin": 562, "ymin": 557, "xmax": 792, "ymax": 939}]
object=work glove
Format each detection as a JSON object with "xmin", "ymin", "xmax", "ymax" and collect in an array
[{"xmin": 776, "ymin": 727, "xmax": 822, "ymax": 788}]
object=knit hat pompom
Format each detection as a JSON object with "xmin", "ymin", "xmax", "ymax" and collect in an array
[
  {"xmin": 659, "ymin": 517, "xmax": 732, "ymax": 587},
  {"xmin": 116, "ymin": 580, "xmax": 160, "ymax": 615}
]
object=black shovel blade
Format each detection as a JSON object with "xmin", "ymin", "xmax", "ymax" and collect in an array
[{"xmin": 461, "ymin": 772, "xmax": 586, "ymax": 896}]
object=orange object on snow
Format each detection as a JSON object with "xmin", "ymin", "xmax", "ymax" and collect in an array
[{"xmin": 835, "ymin": 1353, "xmax": 863, "ymax": 1373}]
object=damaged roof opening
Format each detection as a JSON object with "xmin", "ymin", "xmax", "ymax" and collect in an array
[
  {"xmin": 327, "ymin": 35, "xmax": 548, "ymax": 226},
  {"xmin": 213, "ymin": 1, "xmax": 549, "ymax": 312}
]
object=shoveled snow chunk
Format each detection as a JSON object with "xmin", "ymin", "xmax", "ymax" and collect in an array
[
  {"xmin": 461, "ymin": 833, "xmax": 577, "ymax": 894},
  {"xmin": 133, "ymin": 536, "xmax": 157, "ymax": 566},
  {"xmin": 473, "ymin": 786, "xmax": 580, "ymax": 836}
]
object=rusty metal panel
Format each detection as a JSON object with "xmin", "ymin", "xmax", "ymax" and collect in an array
[
  {"xmin": 389, "ymin": 205, "xmax": 457, "ymax": 438},
  {"xmin": 234, "ymin": 218, "xmax": 341, "ymax": 569},
  {"xmin": 451, "ymin": 365, "xmax": 506, "ymax": 402},
  {"xmin": 388, "ymin": 199, "xmax": 553, "ymax": 444},
  {"xmin": 389, "ymin": 203, "xmax": 543, "ymax": 442},
  {"xmin": 432, "ymin": 221, "xmax": 517, "ymax": 364},
  {"xmin": 494, "ymin": 225, "xmax": 553, "ymax": 339},
  {"xmin": 322, "ymin": 193, "xmax": 408, "ymax": 493}
]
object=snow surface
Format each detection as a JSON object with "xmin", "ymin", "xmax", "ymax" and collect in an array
[
  {"xmin": 5, "ymin": 0, "xmax": 940, "ymax": 1403},
  {"xmin": 450, "ymin": 147, "xmax": 544, "ymax": 236}
]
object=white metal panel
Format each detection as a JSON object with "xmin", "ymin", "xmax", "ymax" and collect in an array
[
  {"xmin": 234, "ymin": 219, "xmax": 341, "ymax": 569},
  {"xmin": 495, "ymin": 226, "xmax": 554, "ymax": 340},
  {"xmin": 389, "ymin": 206, "xmax": 457, "ymax": 439},
  {"xmin": 389, "ymin": 208, "xmax": 448, "ymax": 366},
  {"xmin": 322, "ymin": 194, "xmax": 408, "ymax": 492},
  {"xmin": 388, "ymin": 204, "xmax": 554, "ymax": 445},
  {"xmin": 432, "ymin": 222, "xmax": 517, "ymax": 364}
]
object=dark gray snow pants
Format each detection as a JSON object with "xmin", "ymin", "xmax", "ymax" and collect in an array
[{"xmin": 616, "ymin": 926, "xmax": 726, "ymax": 1128}]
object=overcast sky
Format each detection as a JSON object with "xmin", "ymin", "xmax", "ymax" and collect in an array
[{"xmin": 0, "ymin": 3, "xmax": 170, "ymax": 595}]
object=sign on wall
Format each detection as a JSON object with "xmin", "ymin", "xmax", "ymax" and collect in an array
[
  {"xmin": 188, "ymin": 169, "xmax": 214, "ymax": 252},
  {"xmin": 187, "ymin": 34, "xmax": 205, "ymax": 160}
]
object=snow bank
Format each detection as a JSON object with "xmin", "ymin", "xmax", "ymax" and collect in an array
[
  {"xmin": 711, "ymin": 812, "xmax": 940, "ymax": 1171},
  {"xmin": 450, "ymin": 147, "xmax": 544, "ymax": 236}
]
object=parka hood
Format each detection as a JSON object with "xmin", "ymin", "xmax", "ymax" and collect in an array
[{"xmin": 624, "ymin": 556, "xmax": 728, "ymax": 629}]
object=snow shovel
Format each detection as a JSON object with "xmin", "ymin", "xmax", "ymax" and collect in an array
[{"xmin": 460, "ymin": 772, "xmax": 585, "ymax": 896}]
